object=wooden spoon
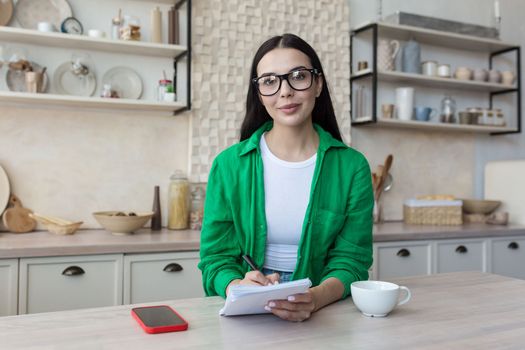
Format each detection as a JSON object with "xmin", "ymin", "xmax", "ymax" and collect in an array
[
  {"xmin": 375, "ymin": 154, "xmax": 394, "ymax": 201},
  {"xmin": 2, "ymin": 194, "xmax": 36, "ymax": 233}
]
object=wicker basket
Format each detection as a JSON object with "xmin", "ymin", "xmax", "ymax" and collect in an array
[{"xmin": 403, "ymin": 199, "xmax": 463, "ymax": 225}]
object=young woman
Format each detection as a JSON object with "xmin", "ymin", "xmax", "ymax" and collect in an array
[{"xmin": 199, "ymin": 33, "xmax": 373, "ymax": 322}]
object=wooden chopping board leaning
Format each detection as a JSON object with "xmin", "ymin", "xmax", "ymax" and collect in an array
[{"xmin": 2, "ymin": 194, "xmax": 36, "ymax": 233}]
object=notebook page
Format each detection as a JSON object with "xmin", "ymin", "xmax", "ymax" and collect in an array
[{"xmin": 219, "ymin": 278, "xmax": 312, "ymax": 316}]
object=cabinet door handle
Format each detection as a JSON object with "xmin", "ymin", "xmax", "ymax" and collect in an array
[
  {"xmin": 508, "ymin": 242, "xmax": 520, "ymax": 250},
  {"xmin": 396, "ymin": 249, "xmax": 410, "ymax": 257},
  {"xmin": 455, "ymin": 245, "xmax": 468, "ymax": 254},
  {"xmin": 163, "ymin": 263, "xmax": 183, "ymax": 272},
  {"xmin": 62, "ymin": 266, "xmax": 85, "ymax": 276}
]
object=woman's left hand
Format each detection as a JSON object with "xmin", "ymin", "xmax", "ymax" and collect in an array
[{"xmin": 265, "ymin": 291, "xmax": 317, "ymax": 322}]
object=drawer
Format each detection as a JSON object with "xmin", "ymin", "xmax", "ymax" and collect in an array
[
  {"xmin": 19, "ymin": 254, "xmax": 123, "ymax": 314},
  {"xmin": 491, "ymin": 238, "xmax": 525, "ymax": 279},
  {"xmin": 375, "ymin": 242, "xmax": 431, "ymax": 279},
  {"xmin": 124, "ymin": 251, "xmax": 203, "ymax": 304},
  {"xmin": 436, "ymin": 240, "xmax": 485, "ymax": 273},
  {"xmin": 0, "ymin": 259, "xmax": 18, "ymax": 316}
]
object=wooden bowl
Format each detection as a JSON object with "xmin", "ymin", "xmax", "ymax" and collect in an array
[
  {"xmin": 30, "ymin": 213, "xmax": 83, "ymax": 235},
  {"xmin": 461, "ymin": 199, "xmax": 501, "ymax": 214},
  {"xmin": 93, "ymin": 211, "xmax": 153, "ymax": 235}
]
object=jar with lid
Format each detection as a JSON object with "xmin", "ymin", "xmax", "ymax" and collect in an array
[
  {"xmin": 189, "ymin": 187, "xmax": 205, "ymax": 230},
  {"xmin": 440, "ymin": 95, "xmax": 456, "ymax": 123},
  {"xmin": 157, "ymin": 79, "xmax": 172, "ymax": 101},
  {"xmin": 168, "ymin": 170, "xmax": 190, "ymax": 230},
  {"xmin": 111, "ymin": 10, "xmax": 122, "ymax": 40},
  {"xmin": 494, "ymin": 109, "xmax": 506, "ymax": 126},
  {"xmin": 100, "ymin": 84, "xmax": 112, "ymax": 98}
]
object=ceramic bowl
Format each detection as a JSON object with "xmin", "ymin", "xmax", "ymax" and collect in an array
[
  {"xmin": 29, "ymin": 213, "xmax": 83, "ymax": 235},
  {"xmin": 454, "ymin": 67, "xmax": 472, "ymax": 81},
  {"xmin": 93, "ymin": 211, "xmax": 154, "ymax": 235},
  {"xmin": 461, "ymin": 199, "xmax": 502, "ymax": 214}
]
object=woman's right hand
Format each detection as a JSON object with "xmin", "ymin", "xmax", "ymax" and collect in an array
[{"xmin": 226, "ymin": 271, "xmax": 280, "ymax": 295}]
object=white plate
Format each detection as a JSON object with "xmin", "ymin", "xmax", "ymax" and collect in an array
[
  {"xmin": 102, "ymin": 67, "xmax": 143, "ymax": 100},
  {"xmin": 53, "ymin": 61, "xmax": 96, "ymax": 96},
  {"xmin": 14, "ymin": 0, "xmax": 72, "ymax": 30},
  {"xmin": 0, "ymin": 165, "xmax": 10, "ymax": 217},
  {"xmin": 6, "ymin": 61, "xmax": 49, "ymax": 92}
]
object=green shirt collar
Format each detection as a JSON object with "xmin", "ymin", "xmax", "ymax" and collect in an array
[{"xmin": 239, "ymin": 121, "xmax": 346, "ymax": 156}]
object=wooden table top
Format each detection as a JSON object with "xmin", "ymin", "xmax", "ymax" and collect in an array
[{"xmin": 1, "ymin": 272, "xmax": 524, "ymax": 349}]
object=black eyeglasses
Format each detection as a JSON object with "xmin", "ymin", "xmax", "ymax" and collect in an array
[{"xmin": 252, "ymin": 68, "xmax": 321, "ymax": 96}]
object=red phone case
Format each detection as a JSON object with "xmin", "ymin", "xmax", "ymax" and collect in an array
[{"xmin": 131, "ymin": 305, "xmax": 189, "ymax": 334}]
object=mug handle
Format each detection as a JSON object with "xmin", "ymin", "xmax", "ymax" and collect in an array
[
  {"xmin": 430, "ymin": 108, "xmax": 438, "ymax": 122},
  {"xmin": 391, "ymin": 40, "xmax": 401, "ymax": 59},
  {"xmin": 397, "ymin": 286, "xmax": 411, "ymax": 306}
]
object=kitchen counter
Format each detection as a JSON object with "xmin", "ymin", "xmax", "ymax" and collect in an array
[
  {"xmin": 373, "ymin": 221, "xmax": 525, "ymax": 242},
  {"xmin": 0, "ymin": 228, "xmax": 200, "ymax": 258},
  {"xmin": 1, "ymin": 223, "xmax": 525, "ymax": 258},
  {"xmin": 1, "ymin": 271, "xmax": 524, "ymax": 349}
]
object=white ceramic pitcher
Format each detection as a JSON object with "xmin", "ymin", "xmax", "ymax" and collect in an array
[{"xmin": 378, "ymin": 39, "xmax": 400, "ymax": 71}]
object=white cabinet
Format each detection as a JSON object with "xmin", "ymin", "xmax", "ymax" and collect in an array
[
  {"xmin": 374, "ymin": 236, "xmax": 523, "ymax": 280},
  {"xmin": 491, "ymin": 237, "xmax": 525, "ymax": 279},
  {"xmin": 19, "ymin": 255, "xmax": 123, "ymax": 314},
  {"xmin": 373, "ymin": 241, "xmax": 432, "ymax": 279},
  {"xmin": 123, "ymin": 251, "xmax": 203, "ymax": 304},
  {"xmin": 0, "ymin": 259, "xmax": 18, "ymax": 316},
  {"xmin": 435, "ymin": 239, "xmax": 486, "ymax": 273}
]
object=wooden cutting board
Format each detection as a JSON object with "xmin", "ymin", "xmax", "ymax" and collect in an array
[
  {"xmin": 2, "ymin": 194, "xmax": 36, "ymax": 233},
  {"xmin": 485, "ymin": 160, "xmax": 525, "ymax": 225}
]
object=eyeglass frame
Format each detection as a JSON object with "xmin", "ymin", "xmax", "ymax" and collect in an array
[{"xmin": 252, "ymin": 68, "xmax": 322, "ymax": 96}]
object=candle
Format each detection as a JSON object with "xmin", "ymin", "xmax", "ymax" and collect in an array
[{"xmin": 494, "ymin": 0, "xmax": 500, "ymax": 18}]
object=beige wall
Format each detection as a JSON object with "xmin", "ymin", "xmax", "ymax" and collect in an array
[{"xmin": 0, "ymin": 106, "xmax": 189, "ymax": 229}]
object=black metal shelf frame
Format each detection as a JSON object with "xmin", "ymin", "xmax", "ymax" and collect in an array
[
  {"xmin": 350, "ymin": 23, "xmax": 522, "ymax": 136},
  {"xmin": 173, "ymin": 0, "xmax": 192, "ymax": 115},
  {"xmin": 489, "ymin": 46, "xmax": 521, "ymax": 135}
]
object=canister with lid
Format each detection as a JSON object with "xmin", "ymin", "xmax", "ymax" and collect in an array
[{"xmin": 168, "ymin": 170, "xmax": 190, "ymax": 230}]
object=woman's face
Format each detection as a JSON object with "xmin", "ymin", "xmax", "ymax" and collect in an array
[{"xmin": 255, "ymin": 48, "xmax": 323, "ymax": 129}]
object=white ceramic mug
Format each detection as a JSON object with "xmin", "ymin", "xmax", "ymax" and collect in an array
[
  {"xmin": 37, "ymin": 22, "xmax": 55, "ymax": 32},
  {"xmin": 501, "ymin": 71, "xmax": 516, "ymax": 85},
  {"xmin": 421, "ymin": 61, "xmax": 437, "ymax": 76},
  {"xmin": 88, "ymin": 29, "xmax": 106, "ymax": 38},
  {"xmin": 437, "ymin": 64, "xmax": 451, "ymax": 78},
  {"xmin": 351, "ymin": 280, "xmax": 411, "ymax": 317},
  {"xmin": 395, "ymin": 87, "xmax": 414, "ymax": 121}
]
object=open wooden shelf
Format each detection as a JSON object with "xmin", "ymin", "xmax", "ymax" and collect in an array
[
  {"xmin": 351, "ymin": 70, "xmax": 518, "ymax": 93},
  {"xmin": 0, "ymin": 26, "xmax": 187, "ymax": 58},
  {"xmin": 354, "ymin": 117, "xmax": 517, "ymax": 134},
  {"xmin": 0, "ymin": 91, "xmax": 186, "ymax": 113},
  {"xmin": 353, "ymin": 22, "xmax": 518, "ymax": 52}
]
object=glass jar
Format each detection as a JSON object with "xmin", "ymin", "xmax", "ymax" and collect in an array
[
  {"xmin": 189, "ymin": 187, "xmax": 205, "ymax": 230},
  {"xmin": 168, "ymin": 170, "xmax": 190, "ymax": 230},
  {"xmin": 157, "ymin": 79, "xmax": 172, "ymax": 101},
  {"xmin": 495, "ymin": 110, "xmax": 506, "ymax": 126},
  {"xmin": 440, "ymin": 95, "xmax": 456, "ymax": 123}
]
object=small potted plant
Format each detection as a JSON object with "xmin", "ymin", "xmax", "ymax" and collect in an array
[{"xmin": 163, "ymin": 84, "xmax": 176, "ymax": 102}]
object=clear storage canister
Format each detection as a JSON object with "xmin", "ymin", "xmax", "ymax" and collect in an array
[{"xmin": 168, "ymin": 170, "xmax": 190, "ymax": 230}]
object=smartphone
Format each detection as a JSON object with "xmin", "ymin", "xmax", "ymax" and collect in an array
[{"xmin": 131, "ymin": 305, "xmax": 189, "ymax": 334}]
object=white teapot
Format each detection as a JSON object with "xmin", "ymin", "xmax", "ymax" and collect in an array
[{"xmin": 377, "ymin": 39, "xmax": 400, "ymax": 71}]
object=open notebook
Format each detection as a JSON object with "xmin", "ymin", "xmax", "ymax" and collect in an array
[{"xmin": 219, "ymin": 278, "xmax": 312, "ymax": 316}]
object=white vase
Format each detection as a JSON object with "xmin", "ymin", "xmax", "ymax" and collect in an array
[{"xmin": 395, "ymin": 87, "xmax": 414, "ymax": 121}]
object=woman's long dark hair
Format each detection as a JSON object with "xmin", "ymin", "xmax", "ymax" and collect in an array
[{"xmin": 240, "ymin": 33, "xmax": 342, "ymax": 142}]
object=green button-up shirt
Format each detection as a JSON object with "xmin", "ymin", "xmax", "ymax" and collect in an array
[{"xmin": 198, "ymin": 122, "xmax": 373, "ymax": 298}]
